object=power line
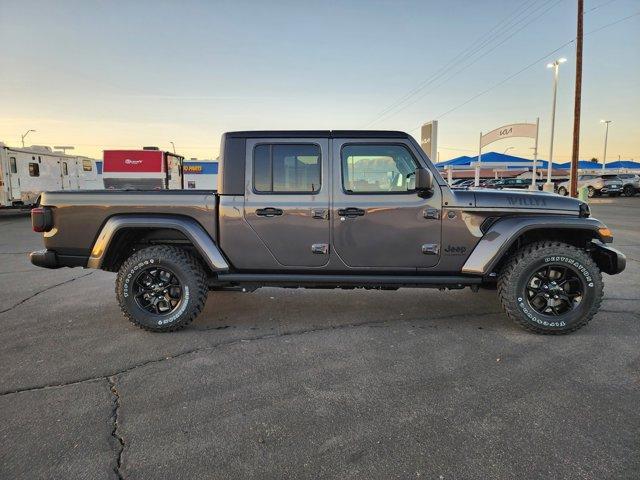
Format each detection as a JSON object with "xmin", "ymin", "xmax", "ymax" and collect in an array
[
  {"xmin": 586, "ymin": 0, "xmax": 619, "ymax": 13},
  {"xmin": 362, "ymin": 0, "xmax": 548, "ymax": 127},
  {"xmin": 375, "ymin": 0, "xmax": 565, "ymax": 126},
  {"xmin": 418, "ymin": 10, "xmax": 640, "ymax": 126}
]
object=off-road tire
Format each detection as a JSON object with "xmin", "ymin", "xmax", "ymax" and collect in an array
[
  {"xmin": 557, "ymin": 186, "xmax": 568, "ymax": 196},
  {"xmin": 498, "ymin": 241, "xmax": 603, "ymax": 334},
  {"xmin": 116, "ymin": 246, "xmax": 208, "ymax": 332}
]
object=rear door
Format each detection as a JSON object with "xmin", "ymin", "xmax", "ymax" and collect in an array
[
  {"xmin": 8, "ymin": 156, "xmax": 21, "ymax": 200},
  {"xmin": 244, "ymin": 137, "xmax": 330, "ymax": 267},
  {"xmin": 331, "ymin": 139, "xmax": 442, "ymax": 269}
]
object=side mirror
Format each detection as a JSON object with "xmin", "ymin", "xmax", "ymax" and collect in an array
[{"xmin": 415, "ymin": 168, "xmax": 433, "ymax": 194}]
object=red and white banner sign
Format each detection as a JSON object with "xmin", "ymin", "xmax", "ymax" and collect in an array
[{"xmin": 103, "ymin": 150, "xmax": 164, "ymax": 173}]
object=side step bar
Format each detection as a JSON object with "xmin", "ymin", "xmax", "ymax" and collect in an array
[{"xmin": 214, "ymin": 273, "xmax": 482, "ymax": 287}]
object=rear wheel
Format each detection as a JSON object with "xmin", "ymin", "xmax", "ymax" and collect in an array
[
  {"xmin": 557, "ymin": 186, "xmax": 568, "ymax": 196},
  {"xmin": 587, "ymin": 186, "xmax": 596, "ymax": 198},
  {"xmin": 498, "ymin": 241, "xmax": 603, "ymax": 334},
  {"xmin": 116, "ymin": 245, "xmax": 208, "ymax": 332}
]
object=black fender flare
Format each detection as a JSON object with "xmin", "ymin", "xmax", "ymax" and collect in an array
[
  {"xmin": 87, "ymin": 215, "xmax": 229, "ymax": 272},
  {"xmin": 461, "ymin": 215, "xmax": 610, "ymax": 276}
]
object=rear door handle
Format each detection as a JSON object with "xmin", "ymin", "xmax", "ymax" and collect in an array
[
  {"xmin": 337, "ymin": 207, "xmax": 365, "ymax": 218},
  {"xmin": 256, "ymin": 207, "xmax": 283, "ymax": 217}
]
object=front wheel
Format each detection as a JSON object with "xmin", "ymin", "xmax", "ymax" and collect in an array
[
  {"xmin": 116, "ymin": 245, "xmax": 208, "ymax": 332},
  {"xmin": 623, "ymin": 185, "xmax": 635, "ymax": 197},
  {"xmin": 498, "ymin": 241, "xmax": 603, "ymax": 334}
]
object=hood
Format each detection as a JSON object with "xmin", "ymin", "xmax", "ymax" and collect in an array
[{"xmin": 472, "ymin": 189, "xmax": 582, "ymax": 213}]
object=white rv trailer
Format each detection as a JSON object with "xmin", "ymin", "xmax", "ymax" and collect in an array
[{"xmin": 0, "ymin": 143, "xmax": 103, "ymax": 207}]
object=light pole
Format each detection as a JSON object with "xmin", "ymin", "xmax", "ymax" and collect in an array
[
  {"xmin": 546, "ymin": 58, "xmax": 566, "ymax": 187},
  {"xmin": 600, "ymin": 120, "xmax": 612, "ymax": 170},
  {"xmin": 21, "ymin": 129, "xmax": 36, "ymax": 147},
  {"xmin": 503, "ymin": 146, "xmax": 514, "ymax": 154},
  {"xmin": 170, "ymin": 141, "xmax": 176, "ymax": 154}
]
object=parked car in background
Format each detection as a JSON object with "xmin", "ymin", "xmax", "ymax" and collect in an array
[
  {"xmin": 486, "ymin": 178, "xmax": 545, "ymax": 190},
  {"xmin": 480, "ymin": 178, "xmax": 502, "ymax": 188},
  {"xmin": 556, "ymin": 174, "xmax": 623, "ymax": 197},
  {"xmin": 451, "ymin": 179, "xmax": 475, "ymax": 188},
  {"xmin": 449, "ymin": 178, "xmax": 469, "ymax": 186},
  {"xmin": 617, "ymin": 173, "xmax": 640, "ymax": 197}
]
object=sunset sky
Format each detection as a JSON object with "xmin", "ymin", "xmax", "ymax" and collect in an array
[{"xmin": 1, "ymin": 0, "xmax": 638, "ymax": 162}]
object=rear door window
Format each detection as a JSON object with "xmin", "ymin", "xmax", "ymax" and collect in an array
[
  {"xmin": 253, "ymin": 144, "xmax": 321, "ymax": 193},
  {"xmin": 9, "ymin": 157, "xmax": 17, "ymax": 173}
]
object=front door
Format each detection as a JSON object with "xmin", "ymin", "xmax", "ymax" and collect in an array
[
  {"xmin": 331, "ymin": 139, "xmax": 442, "ymax": 269},
  {"xmin": 244, "ymin": 138, "xmax": 330, "ymax": 267}
]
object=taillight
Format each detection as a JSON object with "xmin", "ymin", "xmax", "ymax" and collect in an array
[{"xmin": 32, "ymin": 207, "xmax": 53, "ymax": 233}]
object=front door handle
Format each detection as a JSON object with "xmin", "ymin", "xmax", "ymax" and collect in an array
[
  {"xmin": 256, "ymin": 207, "xmax": 283, "ymax": 217},
  {"xmin": 337, "ymin": 207, "xmax": 365, "ymax": 218}
]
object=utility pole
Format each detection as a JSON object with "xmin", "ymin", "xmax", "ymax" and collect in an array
[
  {"xmin": 569, "ymin": 0, "xmax": 583, "ymax": 198},
  {"xmin": 21, "ymin": 129, "xmax": 36, "ymax": 148},
  {"xmin": 600, "ymin": 120, "xmax": 612, "ymax": 170}
]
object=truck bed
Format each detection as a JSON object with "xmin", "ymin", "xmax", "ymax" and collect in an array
[{"xmin": 39, "ymin": 190, "xmax": 218, "ymax": 257}]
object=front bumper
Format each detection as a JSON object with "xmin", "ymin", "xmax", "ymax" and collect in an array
[
  {"xmin": 30, "ymin": 249, "xmax": 87, "ymax": 269},
  {"xmin": 600, "ymin": 186, "xmax": 622, "ymax": 194},
  {"xmin": 591, "ymin": 242, "xmax": 626, "ymax": 275}
]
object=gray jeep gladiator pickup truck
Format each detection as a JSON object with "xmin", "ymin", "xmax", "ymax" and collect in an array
[{"xmin": 30, "ymin": 130, "xmax": 626, "ymax": 334}]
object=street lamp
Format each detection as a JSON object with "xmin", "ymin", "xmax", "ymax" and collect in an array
[
  {"xmin": 170, "ymin": 141, "xmax": 176, "ymax": 154},
  {"xmin": 600, "ymin": 120, "xmax": 612, "ymax": 170},
  {"xmin": 21, "ymin": 129, "xmax": 36, "ymax": 148},
  {"xmin": 545, "ymin": 58, "xmax": 567, "ymax": 187},
  {"xmin": 503, "ymin": 146, "xmax": 514, "ymax": 154}
]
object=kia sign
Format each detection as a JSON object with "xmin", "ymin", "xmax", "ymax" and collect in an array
[{"xmin": 480, "ymin": 123, "xmax": 537, "ymax": 148}]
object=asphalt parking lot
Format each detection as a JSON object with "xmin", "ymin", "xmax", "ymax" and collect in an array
[{"xmin": 1, "ymin": 198, "xmax": 638, "ymax": 480}]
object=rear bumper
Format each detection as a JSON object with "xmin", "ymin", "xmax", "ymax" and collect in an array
[
  {"xmin": 591, "ymin": 242, "xmax": 626, "ymax": 275},
  {"xmin": 30, "ymin": 249, "xmax": 88, "ymax": 269}
]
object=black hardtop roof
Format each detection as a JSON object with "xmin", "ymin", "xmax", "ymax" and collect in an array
[{"xmin": 224, "ymin": 130, "xmax": 410, "ymax": 139}]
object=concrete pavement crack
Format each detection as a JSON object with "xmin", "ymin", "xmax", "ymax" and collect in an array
[
  {"xmin": 0, "ymin": 309, "xmax": 503, "ymax": 396},
  {"xmin": 108, "ymin": 377, "xmax": 125, "ymax": 480},
  {"xmin": 0, "ymin": 272, "xmax": 95, "ymax": 314}
]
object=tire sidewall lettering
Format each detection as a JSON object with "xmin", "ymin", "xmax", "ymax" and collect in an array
[
  {"xmin": 516, "ymin": 255, "xmax": 593, "ymax": 327},
  {"xmin": 122, "ymin": 258, "xmax": 189, "ymax": 326}
]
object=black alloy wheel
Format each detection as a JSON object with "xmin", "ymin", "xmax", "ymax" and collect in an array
[
  {"xmin": 133, "ymin": 266, "xmax": 184, "ymax": 316},
  {"xmin": 524, "ymin": 264, "xmax": 584, "ymax": 317}
]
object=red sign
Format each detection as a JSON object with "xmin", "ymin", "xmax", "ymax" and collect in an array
[{"xmin": 103, "ymin": 150, "xmax": 164, "ymax": 173}]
